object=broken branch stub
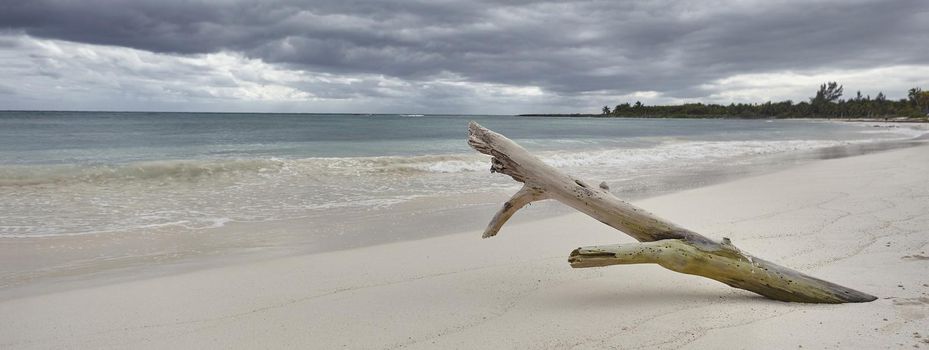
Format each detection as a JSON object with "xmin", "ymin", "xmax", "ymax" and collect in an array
[{"xmin": 467, "ymin": 121, "xmax": 876, "ymax": 303}]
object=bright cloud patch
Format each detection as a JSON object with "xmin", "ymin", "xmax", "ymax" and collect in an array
[
  {"xmin": 700, "ymin": 66, "xmax": 929, "ymax": 104},
  {"xmin": 0, "ymin": 34, "xmax": 562, "ymax": 113}
]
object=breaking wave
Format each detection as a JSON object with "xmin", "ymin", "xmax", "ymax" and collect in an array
[
  {"xmin": 0, "ymin": 159, "xmax": 289, "ymax": 186},
  {"xmin": 0, "ymin": 138, "xmax": 884, "ymax": 187}
]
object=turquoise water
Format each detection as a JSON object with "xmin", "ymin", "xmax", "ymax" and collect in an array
[
  {"xmin": 0, "ymin": 111, "xmax": 917, "ymax": 164},
  {"xmin": 0, "ymin": 111, "xmax": 922, "ymax": 237}
]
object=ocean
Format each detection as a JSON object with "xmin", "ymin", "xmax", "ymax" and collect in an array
[{"xmin": 0, "ymin": 111, "xmax": 923, "ymax": 243}]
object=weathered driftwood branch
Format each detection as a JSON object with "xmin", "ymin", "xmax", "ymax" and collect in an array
[{"xmin": 468, "ymin": 121, "xmax": 876, "ymax": 303}]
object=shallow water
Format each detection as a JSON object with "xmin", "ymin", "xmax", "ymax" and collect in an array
[{"xmin": 0, "ymin": 112, "xmax": 923, "ymax": 239}]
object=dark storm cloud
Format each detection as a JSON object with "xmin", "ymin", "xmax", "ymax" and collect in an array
[{"xmin": 2, "ymin": 0, "xmax": 928, "ymax": 100}]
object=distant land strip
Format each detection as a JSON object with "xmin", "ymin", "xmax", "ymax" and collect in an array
[{"xmin": 527, "ymin": 83, "xmax": 929, "ymax": 121}]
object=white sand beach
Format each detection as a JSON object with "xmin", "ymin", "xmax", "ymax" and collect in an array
[{"xmin": 2, "ymin": 144, "xmax": 928, "ymax": 349}]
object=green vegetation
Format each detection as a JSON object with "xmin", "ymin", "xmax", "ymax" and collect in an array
[{"xmin": 585, "ymin": 83, "xmax": 929, "ymax": 120}]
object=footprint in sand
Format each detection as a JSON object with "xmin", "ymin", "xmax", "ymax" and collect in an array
[{"xmin": 901, "ymin": 254, "xmax": 929, "ymax": 261}]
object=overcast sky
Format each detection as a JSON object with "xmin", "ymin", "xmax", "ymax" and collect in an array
[{"xmin": 1, "ymin": 0, "xmax": 927, "ymax": 114}]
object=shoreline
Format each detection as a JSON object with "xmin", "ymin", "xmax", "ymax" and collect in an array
[
  {"xmin": 2, "ymin": 140, "xmax": 927, "ymax": 348},
  {"xmin": 518, "ymin": 114, "xmax": 929, "ymax": 123},
  {"xmin": 2, "ymin": 134, "xmax": 928, "ymax": 302}
]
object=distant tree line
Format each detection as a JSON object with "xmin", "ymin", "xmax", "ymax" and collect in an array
[{"xmin": 600, "ymin": 83, "xmax": 929, "ymax": 120}]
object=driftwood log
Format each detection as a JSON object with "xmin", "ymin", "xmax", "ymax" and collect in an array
[{"xmin": 468, "ymin": 121, "xmax": 876, "ymax": 303}]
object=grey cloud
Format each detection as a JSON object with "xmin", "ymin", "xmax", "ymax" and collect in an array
[
  {"xmin": 0, "ymin": 83, "xmax": 15, "ymax": 95},
  {"xmin": 2, "ymin": 0, "xmax": 928, "ymax": 104}
]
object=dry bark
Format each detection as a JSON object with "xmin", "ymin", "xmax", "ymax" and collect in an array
[{"xmin": 468, "ymin": 121, "xmax": 876, "ymax": 303}]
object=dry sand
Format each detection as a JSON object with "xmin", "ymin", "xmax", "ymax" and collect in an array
[{"xmin": 1, "ymin": 144, "xmax": 928, "ymax": 349}]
